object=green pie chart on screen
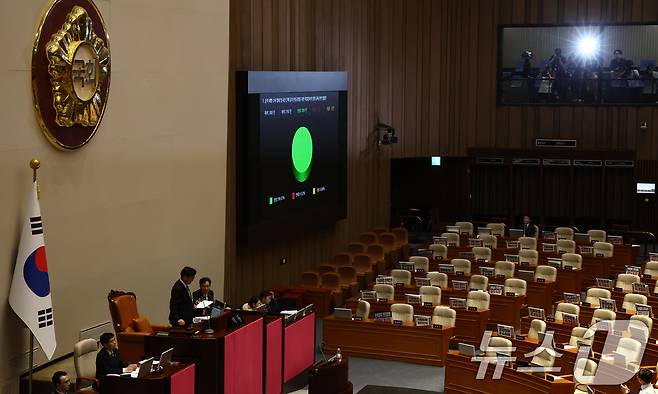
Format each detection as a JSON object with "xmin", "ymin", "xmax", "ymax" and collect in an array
[{"xmin": 291, "ymin": 126, "xmax": 313, "ymax": 182}]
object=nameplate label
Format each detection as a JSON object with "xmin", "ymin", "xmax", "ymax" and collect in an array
[
  {"xmin": 496, "ymin": 274, "xmax": 506, "ymax": 279},
  {"xmin": 456, "ymin": 271, "xmax": 465, "ymax": 276},
  {"xmin": 613, "ymin": 287, "xmax": 623, "ymax": 292},
  {"xmin": 353, "ymin": 316, "xmax": 363, "ymax": 321},
  {"xmin": 564, "ymin": 265, "xmax": 573, "ymax": 271},
  {"xmin": 467, "ymin": 306, "xmax": 478, "ymax": 311},
  {"xmin": 536, "ymin": 278, "xmax": 546, "ymax": 283},
  {"xmin": 595, "ymin": 253, "xmax": 604, "ymax": 257},
  {"xmin": 618, "ymin": 308, "xmax": 627, "ymax": 313},
  {"xmin": 644, "ymin": 274, "xmax": 653, "ymax": 279},
  {"xmin": 520, "ymin": 261, "xmax": 529, "ymax": 267},
  {"xmin": 546, "ymin": 316, "xmax": 555, "ymax": 322},
  {"xmin": 433, "ymin": 324, "xmax": 443, "ymax": 329},
  {"xmin": 393, "ymin": 319, "xmax": 403, "ymax": 325},
  {"xmin": 415, "ymin": 268, "xmax": 425, "ymax": 273},
  {"xmin": 477, "ymin": 259, "xmax": 487, "ymax": 264},
  {"xmin": 516, "ymin": 335, "xmax": 525, "ymax": 341},
  {"xmin": 581, "ymin": 302, "xmax": 591, "ymax": 307},
  {"xmin": 423, "ymin": 301, "xmax": 433, "ymax": 307},
  {"xmin": 394, "ymin": 283, "xmax": 404, "ymax": 288},
  {"xmin": 435, "ymin": 256, "xmax": 444, "ymax": 261},
  {"xmin": 506, "ymin": 292, "xmax": 516, "ymax": 297},
  {"xmin": 377, "ymin": 298, "xmax": 389, "ymax": 303}
]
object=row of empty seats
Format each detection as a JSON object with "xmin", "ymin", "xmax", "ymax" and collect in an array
[
  {"xmin": 450, "ymin": 222, "xmax": 608, "ymax": 243},
  {"xmin": 371, "ymin": 285, "xmax": 492, "ymax": 310},
  {"xmin": 354, "ymin": 301, "xmax": 458, "ymax": 327},
  {"xmin": 429, "ymin": 245, "xmax": 588, "ymax": 269}
]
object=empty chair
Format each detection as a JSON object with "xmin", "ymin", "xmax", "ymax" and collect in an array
[
  {"xmin": 555, "ymin": 227, "xmax": 574, "ymax": 240},
  {"xmin": 590, "ymin": 308, "xmax": 616, "ymax": 325},
  {"xmin": 485, "ymin": 336, "xmax": 512, "ymax": 357},
  {"xmin": 472, "ymin": 246, "xmax": 492, "ymax": 261},
  {"xmin": 355, "ymin": 300, "xmax": 370, "ymax": 319},
  {"xmin": 429, "ymin": 244, "xmax": 448, "ymax": 260},
  {"xmin": 391, "ymin": 227, "xmax": 409, "ymax": 246},
  {"xmin": 442, "ymin": 232, "xmax": 460, "ymax": 247},
  {"xmin": 504, "ymin": 278, "xmax": 527, "ymax": 296},
  {"xmin": 534, "ymin": 266, "xmax": 557, "ymax": 283},
  {"xmin": 391, "ymin": 269, "xmax": 411, "ymax": 286},
  {"xmin": 587, "ymin": 229, "xmax": 607, "ymax": 243},
  {"xmin": 432, "ymin": 306, "xmax": 456, "ymax": 328},
  {"xmin": 337, "ymin": 265, "xmax": 359, "ymax": 297},
  {"xmin": 391, "ymin": 303, "xmax": 414, "ymax": 323},
  {"xmin": 573, "ymin": 358, "xmax": 598, "ymax": 387},
  {"xmin": 456, "ymin": 221, "xmax": 474, "ymax": 236},
  {"xmin": 585, "ymin": 288, "xmax": 611, "ymax": 307},
  {"xmin": 73, "ymin": 338, "xmax": 98, "ymax": 392},
  {"xmin": 527, "ymin": 319, "xmax": 546, "ymax": 340},
  {"xmin": 593, "ymin": 242, "xmax": 614, "ymax": 257},
  {"xmin": 494, "ymin": 261, "xmax": 515, "ymax": 278},
  {"xmin": 555, "ymin": 302, "xmax": 580, "ymax": 320},
  {"xmin": 486, "ymin": 223, "xmax": 506, "ymax": 237},
  {"xmin": 318, "ymin": 264, "xmax": 336, "ymax": 276},
  {"xmin": 367, "ymin": 244, "xmax": 386, "ymax": 272},
  {"xmin": 427, "ymin": 272, "xmax": 448, "ymax": 288},
  {"xmin": 556, "ymin": 239, "xmax": 576, "ymax": 254},
  {"xmin": 419, "ymin": 286, "xmax": 441, "ymax": 305},
  {"xmin": 622, "ymin": 293, "xmax": 647, "ymax": 311},
  {"xmin": 359, "ymin": 232, "xmax": 379, "ymax": 245},
  {"xmin": 333, "ymin": 253, "xmax": 352, "ymax": 266},
  {"xmin": 615, "ymin": 273, "xmax": 640, "ymax": 292},
  {"xmin": 531, "ymin": 347, "xmax": 556, "ymax": 369},
  {"xmin": 467, "ymin": 290, "xmax": 490, "ymax": 310},
  {"xmin": 372, "ymin": 227, "xmax": 388, "ymax": 235},
  {"xmin": 321, "ymin": 272, "xmax": 344, "ymax": 307},
  {"xmin": 479, "ymin": 234, "xmax": 498, "ymax": 249},
  {"xmin": 615, "ymin": 337, "xmax": 642, "ymax": 364},
  {"xmin": 409, "ymin": 256, "xmax": 429, "ymax": 272},
  {"xmin": 519, "ymin": 249, "xmax": 538, "ymax": 267},
  {"xmin": 644, "ymin": 261, "xmax": 658, "ymax": 279},
  {"xmin": 300, "ymin": 272, "xmax": 320, "ymax": 288},
  {"xmin": 562, "ymin": 253, "xmax": 582, "ymax": 269},
  {"xmin": 451, "ymin": 259, "xmax": 471, "ymax": 274},
  {"xmin": 630, "ymin": 314, "xmax": 653, "ymax": 334},
  {"xmin": 347, "ymin": 242, "xmax": 367, "ymax": 256},
  {"xmin": 518, "ymin": 237, "xmax": 537, "ymax": 250},
  {"xmin": 353, "ymin": 254, "xmax": 374, "ymax": 275},
  {"xmin": 379, "ymin": 233, "xmax": 399, "ymax": 257},
  {"xmin": 373, "ymin": 284, "xmax": 394, "ymax": 301},
  {"xmin": 469, "ymin": 275, "xmax": 488, "ymax": 291},
  {"xmin": 569, "ymin": 326, "xmax": 594, "ymax": 346}
]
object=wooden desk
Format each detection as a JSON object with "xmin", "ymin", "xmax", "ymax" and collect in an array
[
  {"xmin": 322, "ymin": 315, "xmax": 453, "ymax": 366},
  {"xmin": 100, "ymin": 363, "xmax": 195, "ymax": 394},
  {"xmin": 521, "ymin": 317, "xmax": 575, "ymax": 345},
  {"xmin": 441, "ymin": 289, "xmax": 525, "ymax": 329},
  {"xmin": 444, "ymin": 352, "xmax": 574, "ymax": 394}
]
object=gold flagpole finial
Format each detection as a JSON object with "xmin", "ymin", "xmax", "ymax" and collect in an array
[{"xmin": 30, "ymin": 159, "xmax": 41, "ymax": 198}]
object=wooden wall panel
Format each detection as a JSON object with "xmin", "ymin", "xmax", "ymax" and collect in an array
[{"xmin": 226, "ymin": 0, "xmax": 658, "ymax": 304}]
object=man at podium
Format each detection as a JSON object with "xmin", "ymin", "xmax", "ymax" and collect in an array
[
  {"xmin": 193, "ymin": 277, "xmax": 214, "ymax": 304},
  {"xmin": 169, "ymin": 266, "xmax": 197, "ymax": 327}
]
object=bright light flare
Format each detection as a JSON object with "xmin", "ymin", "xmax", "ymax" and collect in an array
[{"xmin": 577, "ymin": 35, "xmax": 600, "ymax": 59}]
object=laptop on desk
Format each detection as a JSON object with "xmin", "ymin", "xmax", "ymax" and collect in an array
[
  {"xmin": 131, "ymin": 357, "xmax": 154, "ymax": 378},
  {"xmin": 153, "ymin": 348, "xmax": 174, "ymax": 370}
]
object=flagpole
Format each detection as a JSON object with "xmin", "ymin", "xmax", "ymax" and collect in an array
[{"xmin": 28, "ymin": 158, "xmax": 40, "ymax": 394}]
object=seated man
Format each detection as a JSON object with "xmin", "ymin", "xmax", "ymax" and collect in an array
[
  {"xmin": 96, "ymin": 333, "xmax": 137, "ymax": 381},
  {"xmin": 620, "ymin": 367, "xmax": 655, "ymax": 394},
  {"xmin": 193, "ymin": 277, "xmax": 214, "ymax": 304},
  {"xmin": 522, "ymin": 215, "xmax": 536, "ymax": 238},
  {"xmin": 51, "ymin": 371, "xmax": 72, "ymax": 394}
]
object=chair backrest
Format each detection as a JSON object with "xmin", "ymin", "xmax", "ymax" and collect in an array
[
  {"xmin": 469, "ymin": 275, "xmax": 488, "ymax": 291},
  {"xmin": 573, "ymin": 358, "xmax": 598, "ymax": 383},
  {"xmin": 373, "ymin": 284, "xmax": 395, "ymax": 301},
  {"xmin": 300, "ymin": 272, "xmax": 321, "ymax": 288},
  {"xmin": 528, "ymin": 319, "xmax": 546, "ymax": 340},
  {"xmin": 615, "ymin": 273, "xmax": 640, "ymax": 292},
  {"xmin": 334, "ymin": 253, "xmax": 352, "ymax": 265},
  {"xmin": 494, "ymin": 261, "xmax": 515, "ymax": 278},
  {"xmin": 556, "ymin": 239, "xmax": 576, "ymax": 254},
  {"xmin": 426, "ymin": 272, "xmax": 448, "ymax": 288},
  {"xmin": 486, "ymin": 337, "xmax": 512, "ymax": 357},
  {"xmin": 318, "ymin": 264, "xmax": 336, "ymax": 276},
  {"xmin": 585, "ymin": 288, "xmax": 611, "ymax": 307},
  {"xmin": 562, "ymin": 253, "xmax": 582, "ymax": 269},
  {"xmin": 391, "ymin": 269, "xmax": 411, "ymax": 285},
  {"xmin": 442, "ymin": 232, "xmax": 460, "ymax": 246},
  {"xmin": 534, "ymin": 266, "xmax": 557, "ymax": 283},
  {"xmin": 518, "ymin": 249, "xmax": 538, "ymax": 266},
  {"xmin": 531, "ymin": 348, "xmax": 555, "ymax": 368},
  {"xmin": 391, "ymin": 303, "xmax": 414, "ymax": 323},
  {"xmin": 352, "ymin": 254, "xmax": 373, "ymax": 274},
  {"xmin": 472, "ymin": 247, "xmax": 492, "ymax": 261},
  {"xmin": 432, "ymin": 306, "xmax": 456, "ymax": 328},
  {"xmin": 587, "ymin": 229, "xmax": 607, "ymax": 243},
  {"xmin": 518, "ymin": 237, "xmax": 537, "ymax": 250},
  {"xmin": 644, "ymin": 261, "xmax": 658, "ymax": 278},
  {"xmin": 74, "ymin": 338, "xmax": 98, "ymax": 385},
  {"xmin": 486, "ymin": 223, "xmax": 506, "ymax": 237},
  {"xmin": 555, "ymin": 227, "xmax": 574, "ymax": 240},
  {"xmin": 409, "ymin": 256, "xmax": 429, "ymax": 272},
  {"xmin": 391, "ymin": 227, "xmax": 409, "ymax": 245},
  {"xmin": 321, "ymin": 272, "xmax": 341, "ymax": 290},
  {"xmin": 630, "ymin": 314, "xmax": 653, "ymax": 333},
  {"xmin": 337, "ymin": 265, "xmax": 357, "ymax": 284},
  {"xmin": 456, "ymin": 221, "xmax": 474, "ymax": 235},
  {"xmin": 367, "ymin": 244, "xmax": 385, "ymax": 260},
  {"xmin": 555, "ymin": 302, "xmax": 580, "ymax": 320},
  {"xmin": 419, "ymin": 285, "xmax": 441, "ymax": 305},
  {"xmin": 479, "ymin": 234, "xmax": 498, "ymax": 249},
  {"xmin": 108, "ymin": 290, "xmax": 140, "ymax": 333},
  {"xmin": 622, "ymin": 293, "xmax": 647, "ymax": 311},
  {"xmin": 616, "ymin": 337, "xmax": 642, "ymax": 363},
  {"xmin": 451, "ymin": 259, "xmax": 471, "ymax": 274},
  {"xmin": 569, "ymin": 326, "xmax": 593, "ymax": 346},
  {"xmin": 467, "ymin": 290, "xmax": 490, "ymax": 310},
  {"xmin": 355, "ymin": 300, "xmax": 370, "ymax": 319},
  {"xmin": 591, "ymin": 308, "xmax": 616, "ymax": 325},
  {"xmin": 593, "ymin": 242, "xmax": 614, "ymax": 257},
  {"xmin": 532, "ymin": 225, "xmax": 540, "ymax": 240},
  {"xmin": 372, "ymin": 227, "xmax": 388, "ymax": 235},
  {"xmin": 504, "ymin": 278, "xmax": 527, "ymax": 296},
  {"xmin": 429, "ymin": 244, "xmax": 448, "ymax": 260},
  {"xmin": 379, "ymin": 233, "xmax": 397, "ymax": 251},
  {"xmin": 347, "ymin": 242, "xmax": 367, "ymax": 255},
  {"xmin": 360, "ymin": 232, "xmax": 379, "ymax": 245}
]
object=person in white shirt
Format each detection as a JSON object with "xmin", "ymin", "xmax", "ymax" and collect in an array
[{"xmin": 620, "ymin": 368, "xmax": 655, "ymax": 394}]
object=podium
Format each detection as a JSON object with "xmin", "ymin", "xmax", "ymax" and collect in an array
[
  {"xmin": 308, "ymin": 357, "xmax": 352, "ymax": 394},
  {"xmin": 99, "ymin": 363, "xmax": 195, "ymax": 394}
]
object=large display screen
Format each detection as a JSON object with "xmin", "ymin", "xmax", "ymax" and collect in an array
[{"xmin": 237, "ymin": 72, "xmax": 347, "ymax": 235}]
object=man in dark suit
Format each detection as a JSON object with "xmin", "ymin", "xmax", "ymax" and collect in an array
[
  {"xmin": 95, "ymin": 333, "xmax": 137, "ymax": 380},
  {"xmin": 51, "ymin": 371, "xmax": 72, "ymax": 394},
  {"xmin": 193, "ymin": 277, "xmax": 214, "ymax": 304},
  {"xmin": 169, "ymin": 266, "xmax": 197, "ymax": 326},
  {"xmin": 522, "ymin": 215, "xmax": 536, "ymax": 238}
]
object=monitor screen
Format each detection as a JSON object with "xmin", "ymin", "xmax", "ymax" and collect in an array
[
  {"xmin": 637, "ymin": 182, "xmax": 656, "ymax": 194},
  {"xmin": 431, "ymin": 156, "xmax": 442, "ymax": 166}
]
